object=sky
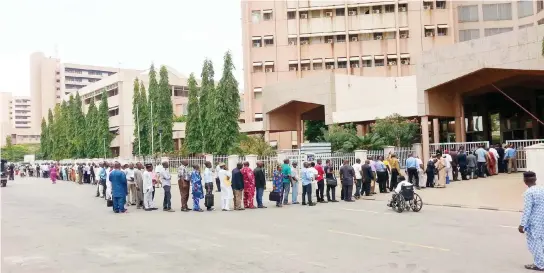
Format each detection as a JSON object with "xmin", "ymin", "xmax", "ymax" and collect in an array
[{"xmin": 0, "ymin": 0, "xmax": 243, "ymax": 96}]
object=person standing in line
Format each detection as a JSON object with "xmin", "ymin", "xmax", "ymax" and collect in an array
[
  {"xmin": 352, "ymin": 158, "xmax": 363, "ymax": 199},
  {"xmin": 405, "ymin": 153, "xmax": 419, "ymax": 187},
  {"xmin": 105, "ymin": 163, "xmax": 113, "ymax": 200},
  {"xmin": 467, "ymin": 151, "xmax": 478, "ymax": 179},
  {"xmin": 177, "ymin": 160, "xmax": 191, "ymax": 212},
  {"xmin": 203, "ymin": 161, "xmax": 216, "ymax": 211},
  {"xmin": 375, "ymin": 156, "xmax": 388, "ymax": 193},
  {"xmin": 361, "ymin": 160, "xmax": 373, "ymax": 197},
  {"xmin": 444, "ymin": 150, "xmax": 453, "ymax": 182},
  {"xmin": 253, "ymin": 161, "xmax": 267, "ymax": 208},
  {"xmin": 99, "ymin": 163, "xmax": 107, "ymax": 198},
  {"xmin": 142, "ymin": 163, "xmax": 157, "ymax": 211},
  {"xmin": 496, "ymin": 143, "xmax": 505, "ymax": 173},
  {"xmin": 475, "ymin": 145, "xmax": 488, "ymax": 178},
  {"xmin": 369, "ymin": 157, "xmax": 377, "ymax": 195},
  {"xmin": 301, "ymin": 162, "xmax": 316, "ymax": 206},
  {"xmin": 90, "ymin": 164, "xmax": 95, "ymax": 184},
  {"xmin": 457, "ymin": 148, "xmax": 468, "ymax": 180},
  {"xmin": 95, "ymin": 164, "xmax": 102, "ymax": 197},
  {"xmin": 158, "ymin": 161, "xmax": 174, "ymax": 212},
  {"xmin": 231, "ymin": 163, "xmax": 245, "ymax": 210},
  {"xmin": 388, "ymin": 155, "xmax": 400, "ymax": 191},
  {"xmin": 215, "ymin": 162, "xmax": 221, "ymax": 192},
  {"xmin": 426, "ymin": 157, "xmax": 437, "ymax": 187},
  {"xmin": 324, "ymin": 159, "xmax": 338, "ymax": 202},
  {"xmin": 218, "ymin": 163, "xmax": 233, "ymax": 211},
  {"xmin": 109, "ymin": 162, "xmax": 128, "ymax": 213},
  {"xmin": 125, "ymin": 163, "xmax": 137, "ymax": 206},
  {"xmin": 315, "ymin": 159, "xmax": 326, "ymax": 203},
  {"xmin": 435, "ymin": 153, "xmax": 447, "ymax": 188},
  {"xmin": 449, "ymin": 149, "xmax": 459, "ymax": 181},
  {"xmin": 36, "ymin": 164, "xmax": 40, "ymax": 178},
  {"xmin": 489, "ymin": 145, "xmax": 499, "ymax": 175},
  {"xmin": 506, "ymin": 144, "xmax": 518, "ymax": 174},
  {"xmin": 416, "ymin": 156, "xmax": 425, "ymax": 189},
  {"xmin": 84, "ymin": 163, "xmax": 91, "ymax": 184},
  {"xmin": 486, "ymin": 148, "xmax": 497, "ymax": 176},
  {"xmin": 134, "ymin": 162, "xmax": 144, "ymax": 209},
  {"xmin": 50, "ymin": 163, "xmax": 57, "ymax": 184},
  {"xmin": 290, "ymin": 162, "xmax": 300, "ymax": 205},
  {"xmin": 190, "ymin": 165, "xmax": 204, "ymax": 212},
  {"xmin": 281, "ymin": 159, "xmax": 292, "ymax": 205},
  {"xmin": 339, "ymin": 160, "xmax": 355, "ymax": 202},
  {"xmin": 77, "ymin": 163, "xmax": 84, "ymax": 184},
  {"xmin": 518, "ymin": 171, "xmax": 544, "ymax": 271},
  {"xmin": 273, "ymin": 165, "xmax": 284, "ymax": 207},
  {"xmin": 241, "ymin": 161, "xmax": 256, "ymax": 209}
]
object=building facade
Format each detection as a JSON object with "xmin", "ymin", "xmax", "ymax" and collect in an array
[
  {"xmin": 241, "ymin": 0, "xmax": 544, "ymax": 149},
  {"xmin": 0, "ymin": 92, "xmax": 40, "ymax": 146}
]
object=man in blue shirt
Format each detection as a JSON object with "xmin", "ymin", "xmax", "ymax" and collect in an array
[
  {"xmin": 375, "ymin": 156, "xmax": 388, "ymax": 193},
  {"xmin": 301, "ymin": 162, "xmax": 315, "ymax": 206},
  {"xmin": 405, "ymin": 154, "xmax": 419, "ymax": 186},
  {"xmin": 109, "ymin": 162, "xmax": 128, "ymax": 213},
  {"xmin": 475, "ymin": 145, "xmax": 487, "ymax": 178},
  {"xmin": 505, "ymin": 144, "xmax": 518, "ymax": 173}
]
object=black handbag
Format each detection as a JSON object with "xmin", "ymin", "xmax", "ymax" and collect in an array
[
  {"xmin": 269, "ymin": 191, "xmax": 281, "ymax": 202},
  {"xmin": 205, "ymin": 193, "xmax": 214, "ymax": 207},
  {"xmin": 326, "ymin": 177, "xmax": 337, "ymax": 186},
  {"xmin": 106, "ymin": 199, "xmax": 113, "ymax": 207}
]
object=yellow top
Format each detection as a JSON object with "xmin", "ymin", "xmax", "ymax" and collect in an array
[{"xmin": 389, "ymin": 158, "xmax": 400, "ymax": 171}]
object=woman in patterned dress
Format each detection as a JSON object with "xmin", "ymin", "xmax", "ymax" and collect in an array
[
  {"xmin": 190, "ymin": 165, "xmax": 204, "ymax": 212},
  {"xmin": 273, "ymin": 165, "xmax": 284, "ymax": 207},
  {"xmin": 50, "ymin": 164, "xmax": 58, "ymax": 184}
]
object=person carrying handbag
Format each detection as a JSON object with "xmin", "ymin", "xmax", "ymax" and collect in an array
[{"xmin": 324, "ymin": 159, "xmax": 339, "ymax": 202}]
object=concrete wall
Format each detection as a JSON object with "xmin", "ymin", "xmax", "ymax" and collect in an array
[{"xmin": 332, "ymin": 75, "xmax": 418, "ymax": 123}]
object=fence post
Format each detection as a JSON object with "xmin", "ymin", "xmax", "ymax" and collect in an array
[
  {"xmin": 354, "ymin": 150, "xmax": 368, "ymax": 161},
  {"xmin": 227, "ymin": 155, "xmax": 239, "ymax": 171},
  {"xmin": 246, "ymin": 154, "xmax": 257, "ymax": 169},
  {"xmin": 383, "ymin": 146, "xmax": 395, "ymax": 158},
  {"xmin": 205, "ymin": 154, "xmax": 214, "ymax": 164},
  {"xmin": 412, "ymin": 143, "xmax": 422, "ymax": 160}
]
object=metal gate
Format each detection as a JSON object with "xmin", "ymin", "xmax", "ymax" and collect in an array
[
  {"xmin": 505, "ymin": 139, "xmax": 544, "ymax": 171},
  {"xmin": 428, "ymin": 141, "xmax": 489, "ymax": 155}
]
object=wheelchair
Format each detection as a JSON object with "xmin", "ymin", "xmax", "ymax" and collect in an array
[{"xmin": 388, "ymin": 185, "xmax": 423, "ymax": 213}]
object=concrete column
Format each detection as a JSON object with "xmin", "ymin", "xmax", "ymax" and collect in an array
[
  {"xmin": 412, "ymin": 143, "xmax": 422, "ymax": 159},
  {"xmin": 246, "ymin": 154, "xmax": 258, "ymax": 169},
  {"xmin": 296, "ymin": 117, "xmax": 302, "ymax": 148},
  {"xmin": 227, "ymin": 155, "xmax": 239, "ymax": 171},
  {"xmin": 530, "ymin": 91, "xmax": 541, "ymax": 138},
  {"xmin": 454, "ymin": 91, "xmax": 466, "ymax": 142},
  {"xmin": 432, "ymin": 118, "xmax": 439, "ymax": 143},
  {"xmin": 421, "ymin": 116, "xmax": 430, "ymax": 164},
  {"xmin": 354, "ymin": 150, "xmax": 368, "ymax": 161},
  {"xmin": 526, "ymin": 143, "xmax": 544, "ymax": 185},
  {"xmin": 383, "ymin": 146, "xmax": 395, "ymax": 158}
]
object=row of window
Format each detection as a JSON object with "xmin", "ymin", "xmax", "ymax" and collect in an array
[
  {"xmin": 64, "ymin": 68, "xmax": 115, "ymax": 77},
  {"xmin": 458, "ymin": 1, "xmax": 543, "ymax": 23},
  {"xmin": 252, "ymin": 55, "xmax": 411, "ymax": 73},
  {"xmin": 459, "ymin": 27, "xmax": 516, "ymax": 42}
]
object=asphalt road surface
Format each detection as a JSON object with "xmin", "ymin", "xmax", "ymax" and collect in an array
[{"xmin": 1, "ymin": 177, "xmax": 532, "ymax": 273}]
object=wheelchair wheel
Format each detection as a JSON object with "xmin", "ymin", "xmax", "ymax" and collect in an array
[
  {"xmin": 393, "ymin": 194, "xmax": 405, "ymax": 213},
  {"xmin": 411, "ymin": 193, "xmax": 423, "ymax": 212}
]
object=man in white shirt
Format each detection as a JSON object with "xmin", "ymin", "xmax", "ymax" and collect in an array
[
  {"xmin": 444, "ymin": 151, "xmax": 453, "ymax": 182},
  {"xmin": 158, "ymin": 161, "xmax": 174, "ymax": 212},
  {"xmin": 203, "ymin": 161, "xmax": 215, "ymax": 211},
  {"xmin": 388, "ymin": 176, "xmax": 413, "ymax": 208},
  {"xmin": 218, "ymin": 163, "xmax": 233, "ymax": 211},
  {"xmin": 309, "ymin": 162, "xmax": 318, "ymax": 194},
  {"xmin": 416, "ymin": 156, "xmax": 425, "ymax": 189},
  {"xmin": 142, "ymin": 163, "xmax": 157, "ymax": 211},
  {"xmin": 352, "ymin": 159, "xmax": 363, "ymax": 199},
  {"xmin": 291, "ymin": 162, "xmax": 300, "ymax": 204},
  {"xmin": 125, "ymin": 163, "xmax": 137, "ymax": 206}
]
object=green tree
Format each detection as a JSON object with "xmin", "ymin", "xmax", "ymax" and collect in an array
[
  {"xmin": 72, "ymin": 92, "xmax": 87, "ymax": 157},
  {"xmin": 1, "ymin": 136, "xmax": 31, "ymax": 162},
  {"xmin": 357, "ymin": 132, "xmax": 386, "ymax": 150},
  {"xmin": 97, "ymin": 90, "xmax": 112, "ymax": 158},
  {"xmin": 158, "ymin": 65, "xmax": 174, "ymax": 153},
  {"xmin": 147, "ymin": 64, "xmax": 160, "ymax": 154},
  {"xmin": 138, "ymin": 81, "xmax": 151, "ymax": 155},
  {"xmin": 132, "ymin": 78, "xmax": 142, "ymax": 155},
  {"xmin": 322, "ymin": 124, "xmax": 360, "ymax": 152},
  {"xmin": 231, "ymin": 134, "xmax": 276, "ymax": 156},
  {"xmin": 304, "ymin": 120, "xmax": 327, "ymax": 142},
  {"xmin": 208, "ymin": 51, "xmax": 240, "ymax": 154},
  {"xmin": 200, "ymin": 59, "xmax": 215, "ymax": 152},
  {"xmin": 58, "ymin": 101, "xmax": 70, "ymax": 158},
  {"xmin": 371, "ymin": 114, "xmax": 419, "ymax": 147},
  {"xmin": 39, "ymin": 117, "xmax": 49, "ymax": 158},
  {"xmin": 51, "ymin": 104, "xmax": 63, "ymax": 160},
  {"xmin": 47, "ymin": 109, "xmax": 54, "ymax": 157},
  {"xmin": 85, "ymin": 100, "xmax": 99, "ymax": 158},
  {"xmin": 185, "ymin": 73, "xmax": 202, "ymax": 154}
]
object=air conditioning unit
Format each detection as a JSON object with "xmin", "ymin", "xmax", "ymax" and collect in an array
[
  {"xmin": 253, "ymin": 42, "xmax": 261, "ymax": 47},
  {"xmin": 376, "ymin": 35, "xmax": 383, "ymax": 40},
  {"xmin": 388, "ymin": 61, "xmax": 397, "ymax": 66},
  {"xmin": 300, "ymin": 13, "xmax": 308, "ymax": 19},
  {"xmin": 399, "ymin": 7, "xmax": 407, "ymax": 12},
  {"xmin": 426, "ymin": 32, "xmax": 434, "ymax": 37},
  {"xmin": 351, "ymin": 36, "xmax": 358, "ymax": 42},
  {"xmin": 348, "ymin": 10, "xmax": 357, "ymax": 16},
  {"xmin": 265, "ymin": 68, "xmax": 273, "ymax": 72},
  {"xmin": 325, "ymin": 11, "xmax": 333, "ymax": 17},
  {"xmin": 400, "ymin": 33, "xmax": 408, "ymax": 38},
  {"xmin": 289, "ymin": 66, "xmax": 297, "ymax": 71},
  {"xmin": 301, "ymin": 40, "xmax": 309, "ymax": 45},
  {"xmin": 374, "ymin": 9, "xmax": 381, "ymax": 14},
  {"xmin": 326, "ymin": 65, "xmax": 335, "ymax": 69},
  {"xmin": 401, "ymin": 60, "xmax": 410, "ymax": 65},
  {"xmin": 326, "ymin": 38, "xmax": 334, "ymax": 43}
]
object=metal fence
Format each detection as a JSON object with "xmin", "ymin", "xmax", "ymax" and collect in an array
[
  {"xmin": 367, "ymin": 150, "xmax": 384, "ymax": 159},
  {"xmin": 506, "ymin": 139, "xmax": 544, "ymax": 171},
  {"xmin": 394, "ymin": 147, "xmax": 415, "ymax": 169},
  {"xmin": 258, "ymin": 155, "xmax": 279, "ymax": 181},
  {"xmin": 428, "ymin": 141, "xmax": 489, "ymax": 156}
]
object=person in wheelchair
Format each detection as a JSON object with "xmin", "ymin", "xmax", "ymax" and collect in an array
[{"xmin": 388, "ymin": 175, "xmax": 413, "ymax": 206}]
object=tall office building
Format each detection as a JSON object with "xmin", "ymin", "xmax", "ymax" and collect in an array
[
  {"xmin": 241, "ymin": 0, "xmax": 544, "ymax": 149},
  {"xmin": 0, "ymin": 92, "xmax": 40, "ymax": 146}
]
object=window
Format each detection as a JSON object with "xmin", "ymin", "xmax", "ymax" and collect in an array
[
  {"xmin": 458, "ymin": 5, "xmax": 479, "ymax": 22},
  {"xmin": 255, "ymin": 113, "xmax": 263, "ymax": 122},
  {"xmin": 349, "ymin": 58, "xmax": 359, "ymax": 68},
  {"xmin": 108, "ymin": 108, "xmax": 119, "ymax": 117},
  {"xmin": 483, "ymin": 3, "xmax": 512, "ymax": 21},
  {"xmin": 310, "ymin": 37, "xmax": 322, "ymax": 44},
  {"xmin": 254, "ymin": 92, "xmax": 263, "ymax": 100},
  {"xmin": 361, "ymin": 7, "xmax": 371, "ymax": 15},
  {"xmin": 387, "ymin": 55, "xmax": 397, "ymax": 66},
  {"xmin": 400, "ymin": 30, "xmax": 409, "ymax": 38},
  {"xmin": 385, "ymin": 4, "xmax": 395, "ymax": 13},
  {"xmin": 373, "ymin": 32, "xmax": 383, "ymax": 40},
  {"xmin": 251, "ymin": 10, "xmax": 261, "ymax": 23},
  {"xmin": 336, "ymin": 8, "xmax": 345, "ymax": 16},
  {"xmin": 324, "ymin": 9, "xmax": 333, "ymax": 17},
  {"xmin": 437, "ymin": 26, "xmax": 448, "ymax": 36},
  {"xmin": 348, "ymin": 7, "xmax": 358, "ymax": 16},
  {"xmin": 299, "ymin": 11, "xmax": 308, "ymax": 19},
  {"xmin": 372, "ymin": 6, "xmax": 382, "ymax": 14},
  {"xmin": 56, "ymin": 95, "xmax": 60, "ymax": 99},
  {"xmin": 311, "ymin": 10, "xmax": 321, "ymax": 18},
  {"xmin": 436, "ymin": 1, "xmax": 446, "ymax": 9},
  {"xmin": 538, "ymin": 0, "xmax": 544, "ymax": 13},
  {"xmin": 325, "ymin": 60, "xmax": 335, "ymax": 69},
  {"xmin": 459, "ymin": 29, "xmax": 480, "ymax": 42},
  {"xmin": 173, "ymin": 86, "xmax": 189, "ymax": 97},
  {"xmin": 325, "ymin": 35, "xmax": 334, "ymax": 43},
  {"xmin": 107, "ymin": 88, "xmax": 119, "ymax": 97},
  {"xmin": 374, "ymin": 57, "xmax": 385, "ymax": 67},
  {"xmin": 484, "ymin": 27, "xmax": 513, "ymax": 37},
  {"xmin": 336, "ymin": 35, "xmax": 346, "ymax": 43},
  {"xmin": 313, "ymin": 61, "xmax": 323, "ymax": 70},
  {"xmin": 289, "ymin": 62, "xmax": 298, "ymax": 71},
  {"xmin": 349, "ymin": 34, "xmax": 359, "ymax": 42},
  {"xmin": 539, "ymin": 18, "xmax": 544, "ymax": 25},
  {"xmin": 399, "ymin": 3, "xmax": 408, "ymax": 12},
  {"xmin": 263, "ymin": 10, "xmax": 273, "ymax": 20},
  {"xmin": 264, "ymin": 63, "xmax": 275, "ymax": 72},
  {"xmin": 337, "ymin": 58, "xmax": 347, "ymax": 68},
  {"xmin": 288, "ymin": 37, "xmax": 297, "ymax": 45},
  {"xmin": 518, "ymin": 0, "xmax": 534, "ymax": 18},
  {"xmin": 424, "ymin": 26, "xmax": 435, "ymax": 37},
  {"xmin": 301, "ymin": 62, "xmax": 311, "ymax": 71},
  {"xmin": 384, "ymin": 31, "xmax": 396, "ymax": 39},
  {"xmin": 287, "ymin": 11, "xmax": 296, "ymax": 19},
  {"xmin": 300, "ymin": 37, "xmax": 310, "ymax": 45},
  {"xmin": 362, "ymin": 59, "xmax": 372, "ymax": 67},
  {"xmin": 519, "ymin": 23, "xmax": 533, "ymax": 29},
  {"xmin": 253, "ymin": 63, "xmax": 263, "ymax": 73},
  {"xmin": 264, "ymin": 36, "xmax": 274, "ymax": 46},
  {"xmin": 252, "ymin": 37, "xmax": 262, "ymax": 47},
  {"xmin": 423, "ymin": 1, "xmax": 433, "ymax": 10}
]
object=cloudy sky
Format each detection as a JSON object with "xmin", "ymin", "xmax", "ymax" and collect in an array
[{"xmin": 0, "ymin": 0, "xmax": 243, "ymax": 96}]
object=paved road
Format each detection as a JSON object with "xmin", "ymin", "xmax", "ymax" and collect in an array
[{"xmin": 1, "ymin": 177, "xmax": 532, "ymax": 273}]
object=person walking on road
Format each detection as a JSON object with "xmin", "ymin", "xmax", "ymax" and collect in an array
[
  {"xmin": 519, "ymin": 171, "xmax": 544, "ymax": 271},
  {"xmin": 50, "ymin": 163, "xmax": 57, "ymax": 184}
]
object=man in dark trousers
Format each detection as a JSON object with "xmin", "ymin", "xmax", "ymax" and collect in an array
[
  {"xmin": 361, "ymin": 160, "xmax": 373, "ymax": 197},
  {"xmin": 457, "ymin": 148, "xmax": 468, "ymax": 180},
  {"xmin": 496, "ymin": 143, "xmax": 505, "ymax": 173},
  {"xmin": 339, "ymin": 159, "xmax": 355, "ymax": 202},
  {"xmin": 231, "ymin": 163, "xmax": 245, "ymax": 210},
  {"xmin": 450, "ymin": 149, "xmax": 459, "ymax": 181},
  {"xmin": 253, "ymin": 161, "xmax": 267, "ymax": 208}
]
